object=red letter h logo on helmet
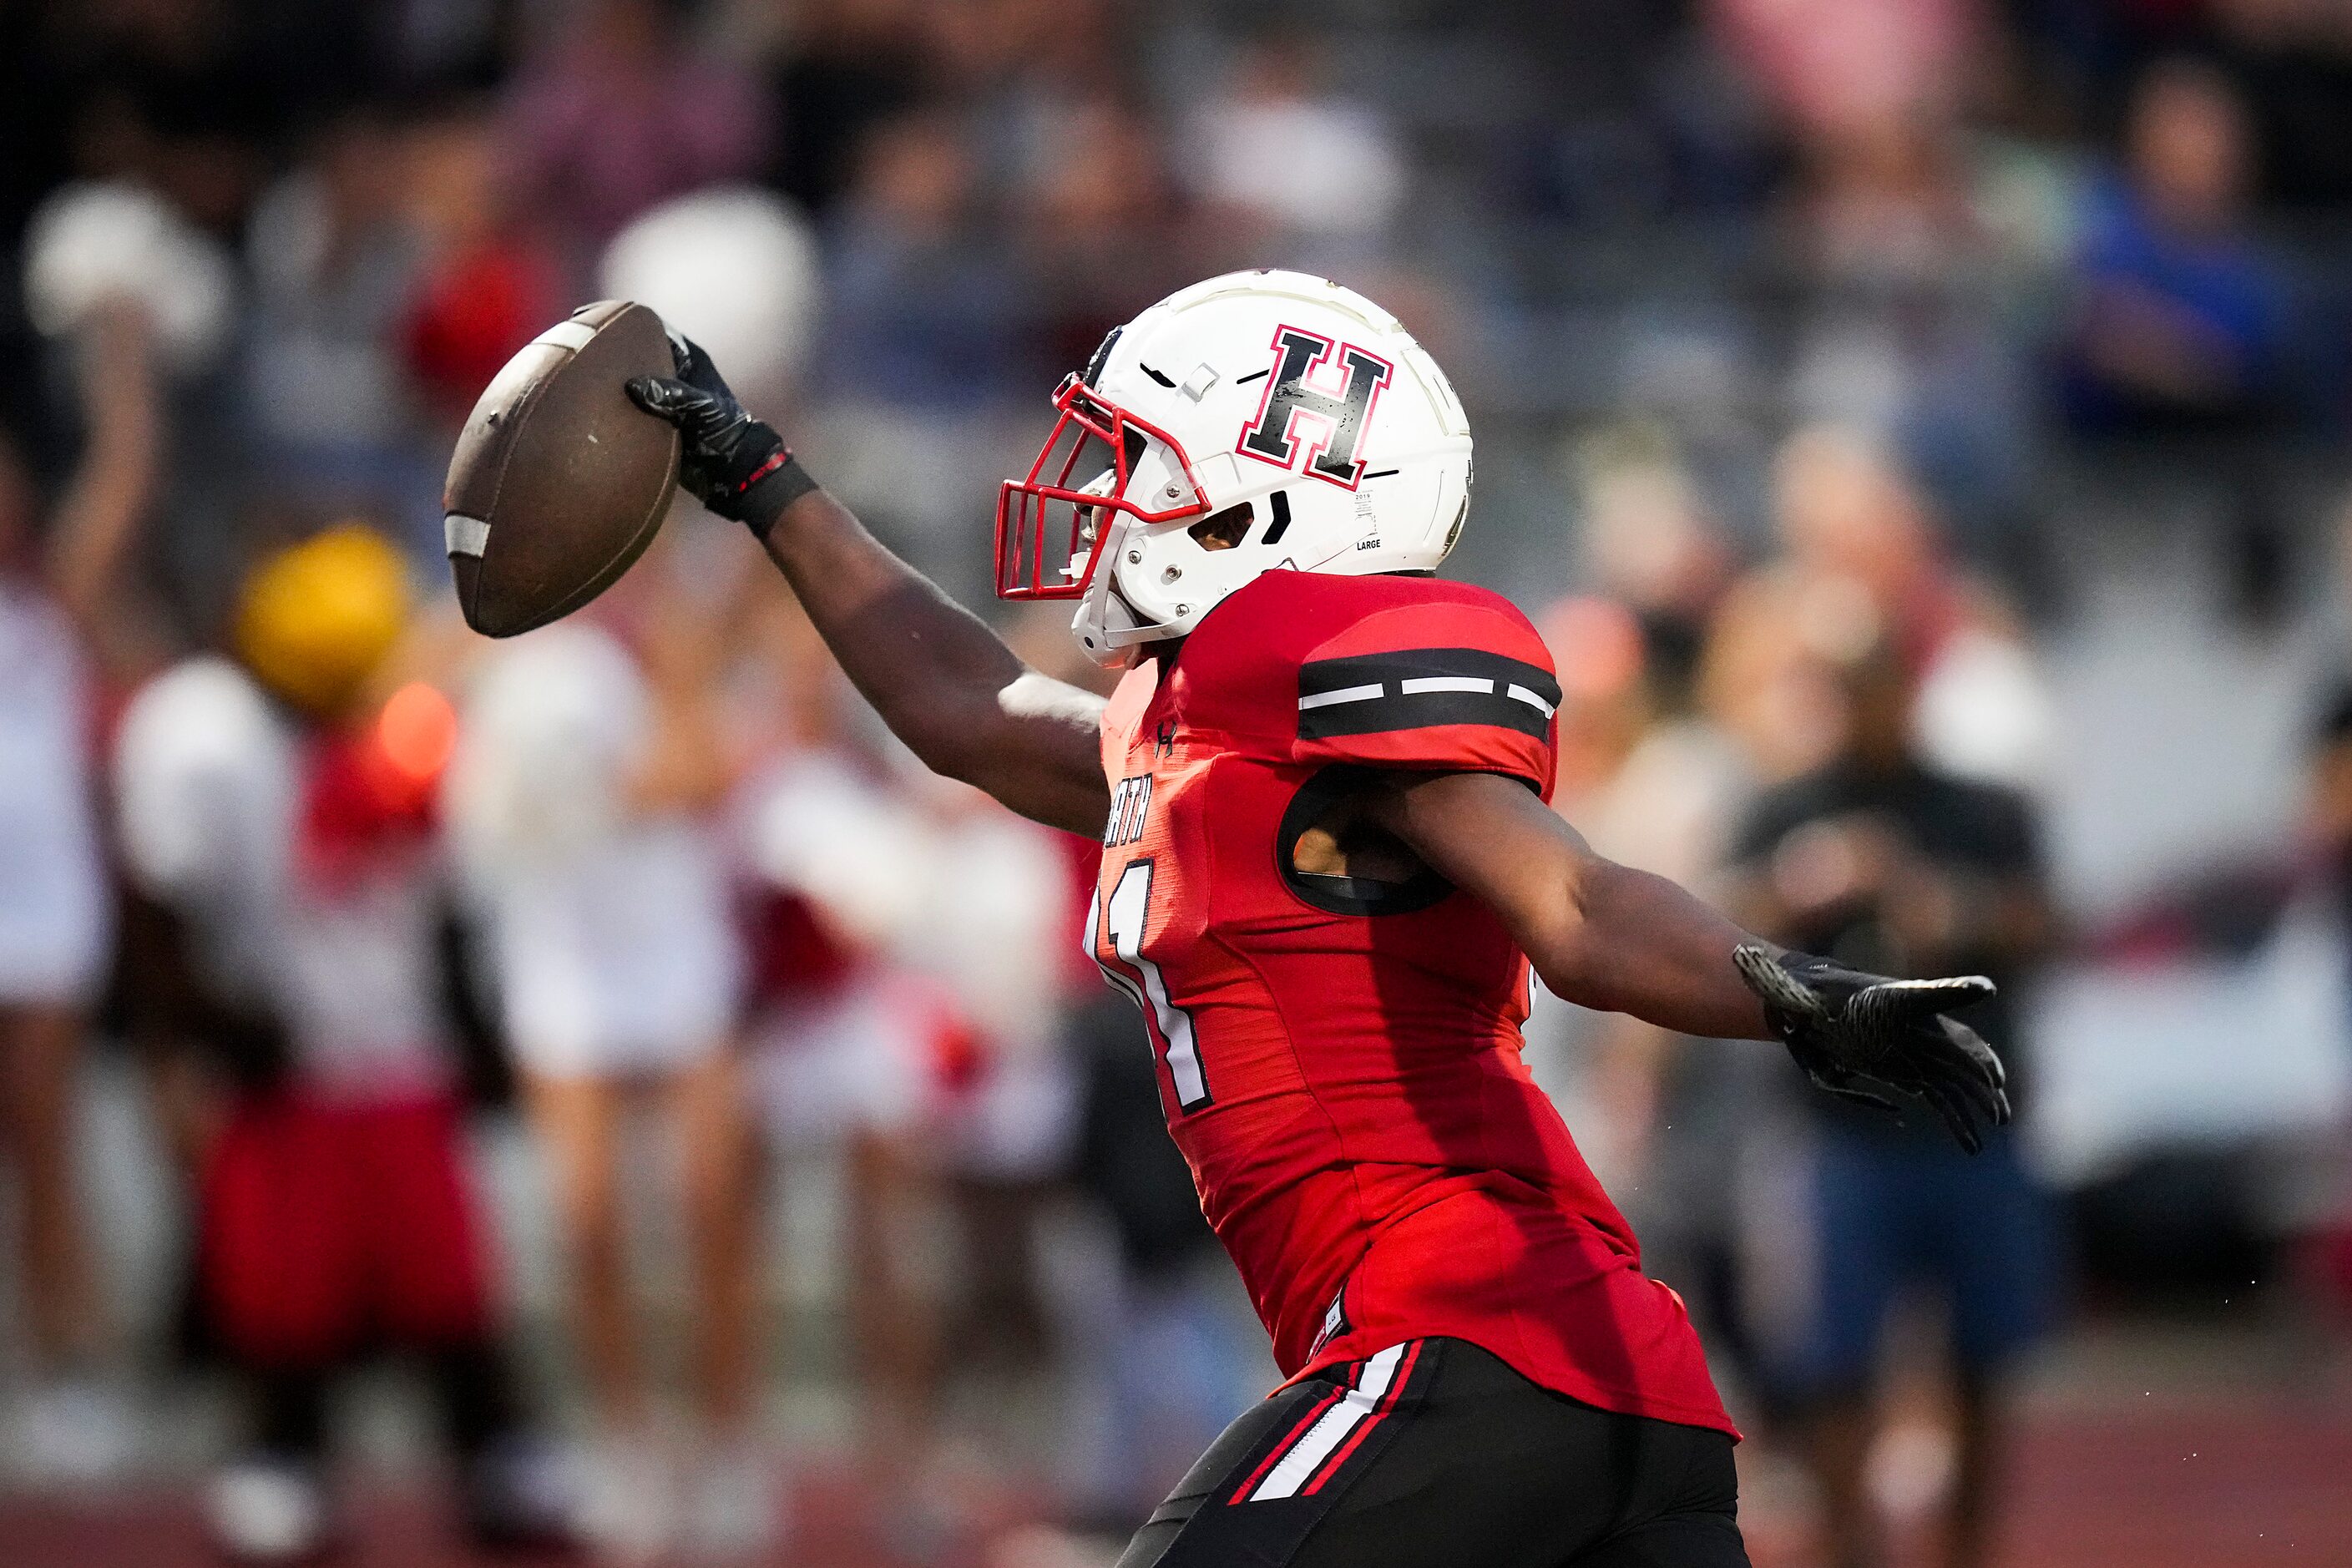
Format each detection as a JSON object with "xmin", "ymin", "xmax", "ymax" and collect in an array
[{"xmin": 1237, "ymin": 326, "xmax": 1393, "ymax": 489}]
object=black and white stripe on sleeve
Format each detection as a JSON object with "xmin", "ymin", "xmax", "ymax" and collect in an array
[{"xmin": 1296, "ymin": 647, "xmax": 1562, "ymax": 741}]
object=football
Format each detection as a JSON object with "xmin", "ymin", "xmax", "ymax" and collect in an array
[{"xmin": 443, "ymin": 300, "xmax": 680, "ymax": 638}]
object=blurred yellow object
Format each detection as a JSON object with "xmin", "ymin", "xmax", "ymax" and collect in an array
[{"xmin": 233, "ymin": 524, "xmax": 412, "ymax": 717}]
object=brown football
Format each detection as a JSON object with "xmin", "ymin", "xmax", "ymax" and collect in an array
[{"xmin": 443, "ymin": 300, "xmax": 680, "ymax": 637}]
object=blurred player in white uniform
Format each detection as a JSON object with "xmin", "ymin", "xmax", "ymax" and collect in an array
[
  {"xmin": 0, "ymin": 484, "xmax": 111, "ymax": 1050},
  {"xmin": 446, "ymin": 544, "xmax": 766, "ymax": 1560},
  {"xmin": 0, "ymin": 306, "xmax": 159, "ymax": 1479}
]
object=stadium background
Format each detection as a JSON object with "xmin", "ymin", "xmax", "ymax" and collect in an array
[{"xmin": 3, "ymin": 0, "xmax": 2351, "ymax": 1564}]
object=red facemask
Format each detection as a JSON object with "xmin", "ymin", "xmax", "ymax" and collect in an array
[{"xmin": 994, "ymin": 375, "xmax": 1207, "ymax": 601}]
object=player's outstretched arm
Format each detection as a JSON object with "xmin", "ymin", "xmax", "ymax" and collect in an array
[
  {"xmin": 1372, "ymin": 770, "xmax": 2011, "ymax": 1152},
  {"xmin": 1372, "ymin": 770, "xmax": 1771, "ymax": 1039},
  {"xmin": 629, "ymin": 337, "xmax": 1110, "ymax": 837}
]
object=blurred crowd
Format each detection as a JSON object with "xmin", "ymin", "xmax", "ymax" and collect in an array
[{"xmin": 8, "ymin": 1, "xmax": 2352, "ymax": 1565}]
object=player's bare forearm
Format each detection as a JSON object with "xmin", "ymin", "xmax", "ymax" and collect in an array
[
  {"xmin": 1544, "ymin": 857, "xmax": 1776, "ymax": 1039},
  {"xmin": 756, "ymin": 487, "xmax": 1110, "ymax": 835},
  {"xmin": 1372, "ymin": 770, "xmax": 1773, "ymax": 1040},
  {"xmin": 625, "ymin": 331, "xmax": 1109, "ymax": 835}
]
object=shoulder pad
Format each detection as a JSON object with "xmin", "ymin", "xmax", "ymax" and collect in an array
[{"xmin": 1181, "ymin": 574, "xmax": 1559, "ymax": 792}]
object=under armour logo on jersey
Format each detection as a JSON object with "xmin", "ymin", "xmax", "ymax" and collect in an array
[
  {"xmin": 1105, "ymin": 774, "xmax": 1154, "ymax": 847},
  {"xmin": 1237, "ymin": 326, "xmax": 1393, "ymax": 489}
]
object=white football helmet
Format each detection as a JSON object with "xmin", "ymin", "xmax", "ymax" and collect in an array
[{"xmin": 995, "ymin": 270, "xmax": 1473, "ymax": 662}]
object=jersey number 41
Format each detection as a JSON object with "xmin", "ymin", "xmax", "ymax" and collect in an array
[{"xmin": 1090, "ymin": 860, "xmax": 1209, "ymax": 1112}]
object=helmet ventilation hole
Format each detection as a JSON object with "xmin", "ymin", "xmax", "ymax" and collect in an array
[{"xmin": 1186, "ymin": 502, "xmax": 1254, "ymax": 552}]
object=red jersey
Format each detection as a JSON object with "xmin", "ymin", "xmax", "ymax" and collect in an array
[{"xmin": 1088, "ymin": 569, "xmax": 1734, "ymax": 1436}]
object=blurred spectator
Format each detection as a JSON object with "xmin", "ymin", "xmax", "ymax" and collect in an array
[
  {"xmin": 1707, "ymin": 425, "xmax": 2051, "ymax": 789},
  {"xmin": 1713, "ymin": 0, "xmax": 1973, "ymax": 144},
  {"xmin": 1014, "ymin": 95, "xmax": 1189, "ymax": 385},
  {"xmin": 810, "ymin": 104, "xmax": 1028, "ymax": 577},
  {"xmin": 62, "ymin": 0, "xmax": 281, "ymax": 238},
  {"xmin": 399, "ymin": 96, "xmax": 565, "ymax": 432},
  {"xmin": 503, "ymin": 0, "xmax": 768, "ymax": 278},
  {"xmin": 1768, "ymin": 0, "xmax": 2102, "ymax": 540},
  {"xmin": 740, "ymin": 722, "xmax": 960, "ymax": 1522},
  {"xmin": 0, "ymin": 1, "xmax": 79, "ymax": 261},
  {"xmin": 1727, "ymin": 629, "xmax": 2056, "ymax": 1568},
  {"xmin": 113, "ymin": 525, "xmax": 565, "ymax": 1562},
  {"xmin": 731, "ymin": 596, "xmax": 1081, "ymax": 1540},
  {"xmin": 242, "ymin": 106, "xmax": 424, "ymax": 457},
  {"xmin": 1572, "ymin": 430, "xmax": 1738, "ymax": 702},
  {"xmin": 763, "ymin": 0, "xmax": 937, "ymax": 218},
  {"xmin": 914, "ymin": 776, "xmax": 1080, "ymax": 1513},
  {"xmin": 2055, "ymin": 58, "xmax": 2291, "ymax": 438},
  {"xmin": 445, "ymin": 539, "xmax": 767, "ymax": 1561},
  {"xmin": 1182, "ymin": 30, "xmax": 1406, "ymax": 250},
  {"xmin": 1521, "ymin": 5, "xmax": 1783, "ymax": 227},
  {"xmin": 820, "ymin": 110, "xmax": 1022, "ymax": 411},
  {"xmin": 1543, "ymin": 592, "xmax": 1757, "ymax": 992},
  {"xmin": 1795, "ymin": 113, "xmax": 1982, "ymax": 287},
  {"xmin": 927, "ymin": 0, "xmax": 1122, "ymax": 190},
  {"xmin": 1781, "ymin": 104, "xmax": 2044, "ymax": 541},
  {"xmin": 1548, "ymin": 597, "xmax": 1666, "ymax": 831},
  {"xmin": 724, "ymin": 596, "xmax": 943, "ymax": 1523},
  {"xmin": 2213, "ymin": 0, "xmax": 2352, "ymax": 211},
  {"xmin": 0, "ymin": 306, "xmax": 158, "ymax": 1484}
]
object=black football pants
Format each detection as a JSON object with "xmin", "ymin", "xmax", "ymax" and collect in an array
[{"xmin": 1116, "ymin": 1337, "xmax": 1751, "ymax": 1568}]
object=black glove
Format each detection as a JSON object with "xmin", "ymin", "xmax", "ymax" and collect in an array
[
  {"xmin": 1732, "ymin": 943, "xmax": 2011, "ymax": 1153},
  {"xmin": 625, "ymin": 332, "xmax": 814, "ymax": 535}
]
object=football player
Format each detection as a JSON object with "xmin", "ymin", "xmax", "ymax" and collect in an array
[{"xmin": 629, "ymin": 271, "xmax": 2008, "ymax": 1567}]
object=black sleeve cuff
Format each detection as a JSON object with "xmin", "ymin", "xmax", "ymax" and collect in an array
[{"xmin": 738, "ymin": 454, "xmax": 821, "ymax": 541}]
